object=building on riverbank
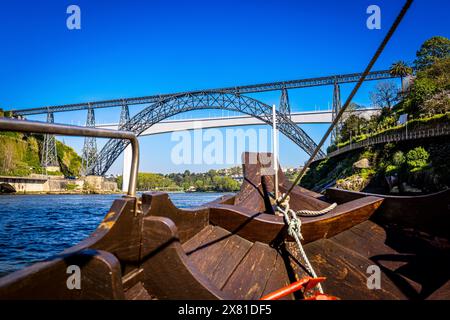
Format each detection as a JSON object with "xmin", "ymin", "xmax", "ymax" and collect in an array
[{"xmin": 0, "ymin": 175, "xmax": 118, "ymax": 194}]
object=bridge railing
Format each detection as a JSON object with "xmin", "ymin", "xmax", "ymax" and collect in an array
[
  {"xmin": 0, "ymin": 118, "xmax": 140, "ymax": 197},
  {"xmin": 324, "ymin": 123, "xmax": 450, "ymax": 159}
]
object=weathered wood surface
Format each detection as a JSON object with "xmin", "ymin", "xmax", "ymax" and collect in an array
[
  {"xmin": 221, "ymin": 242, "xmax": 281, "ymax": 300},
  {"xmin": 142, "ymin": 192, "xmax": 209, "ymax": 243},
  {"xmin": 208, "ymin": 203, "xmax": 286, "ymax": 243},
  {"xmin": 281, "ymin": 220, "xmax": 450, "ymax": 300},
  {"xmin": 300, "ymin": 196, "xmax": 384, "ymax": 243},
  {"xmin": 140, "ymin": 215, "xmax": 230, "ymax": 300},
  {"xmin": 183, "ymin": 226, "xmax": 253, "ymax": 289},
  {"xmin": 208, "ymin": 196, "xmax": 383, "ymax": 244},
  {"xmin": 124, "ymin": 282, "xmax": 154, "ymax": 300},
  {"xmin": 0, "ymin": 249, "xmax": 124, "ymax": 300},
  {"xmin": 326, "ymin": 188, "xmax": 450, "ymax": 238}
]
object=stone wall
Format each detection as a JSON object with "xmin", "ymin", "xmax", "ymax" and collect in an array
[{"xmin": 0, "ymin": 175, "xmax": 118, "ymax": 193}]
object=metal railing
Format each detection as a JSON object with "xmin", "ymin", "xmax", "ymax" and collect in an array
[
  {"xmin": 0, "ymin": 118, "xmax": 139, "ymax": 197},
  {"xmin": 324, "ymin": 123, "xmax": 450, "ymax": 159}
]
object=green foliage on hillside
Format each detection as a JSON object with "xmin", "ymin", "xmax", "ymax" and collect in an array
[
  {"xmin": 56, "ymin": 141, "xmax": 82, "ymax": 176},
  {"xmin": 0, "ymin": 131, "xmax": 82, "ymax": 177},
  {"xmin": 305, "ymin": 140, "xmax": 449, "ymax": 194},
  {"xmin": 0, "ymin": 132, "xmax": 43, "ymax": 176}
]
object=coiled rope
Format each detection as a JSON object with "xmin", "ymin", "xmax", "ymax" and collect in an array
[{"xmin": 276, "ymin": 193, "xmax": 337, "ymax": 217}]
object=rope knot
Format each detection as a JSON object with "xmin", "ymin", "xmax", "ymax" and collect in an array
[{"xmin": 287, "ymin": 215, "xmax": 303, "ymax": 240}]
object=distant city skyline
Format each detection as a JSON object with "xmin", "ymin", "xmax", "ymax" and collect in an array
[{"xmin": 1, "ymin": 0, "xmax": 449, "ymax": 174}]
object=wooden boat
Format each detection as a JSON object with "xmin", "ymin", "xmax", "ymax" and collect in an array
[{"xmin": 0, "ymin": 152, "xmax": 448, "ymax": 300}]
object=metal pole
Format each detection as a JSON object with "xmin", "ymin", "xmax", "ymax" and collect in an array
[
  {"xmin": 0, "ymin": 118, "xmax": 139, "ymax": 197},
  {"xmin": 272, "ymin": 104, "xmax": 279, "ymax": 198}
]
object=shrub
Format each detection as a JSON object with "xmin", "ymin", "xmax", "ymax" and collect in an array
[
  {"xmin": 66, "ymin": 183, "xmax": 77, "ymax": 191},
  {"xmin": 392, "ymin": 151, "xmax": 406, "ymax": 166},
  {"xmin": 406, "ymin": 147, "xmax": 429, "ymax": 170},
  {"xmin": 385, "ymin": 165, "xmax": 398, "ymax": 174}
]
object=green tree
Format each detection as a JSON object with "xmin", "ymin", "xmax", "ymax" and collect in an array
[
  {"xmin": 414, "ymin": 36, "xmax": 450, "ymax": 70},
  {"xmin": 403, "ymin": 77, "xmax": 437, "ymax": 115},
  {"xmin": 390, "ymin": 61, "xmax": 413, "ymax": 92},
  {"xmin": 339, "ymin": 114, "xmax": 368, "ymax": 142}
]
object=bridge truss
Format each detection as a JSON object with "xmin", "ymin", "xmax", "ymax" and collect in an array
[
  {"xmin": 8, "ymin": 69, "xmax": 398, "ymax": 176},
  {"xmin": 90, "ymin": 92, "xmax": 326, "ymax": 175},
  {"xmin": 10, "ymin": 70, "xmax": 394, "ymax": 116}
]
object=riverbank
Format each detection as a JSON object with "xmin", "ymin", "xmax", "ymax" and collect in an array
[
  {"xmin": 0, "ymin": 190, "xmax": 124, "ymax": 195},
  {"xmin": 0, "ymin": 175, "xmax": 118, "ymax": 194}
]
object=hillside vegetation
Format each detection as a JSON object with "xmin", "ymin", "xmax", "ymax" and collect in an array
[
  {"xmin": 302, "ymin": 36, "xmax": 450, "ymax": 194},
  {"xmin": 0, "ymin": 130, "xmax": 82, "ymax": 177}
]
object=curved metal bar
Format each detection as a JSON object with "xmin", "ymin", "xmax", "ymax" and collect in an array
[{"xmin": 0, "ymin": 118, "xmax": 139, "ymax": 197}]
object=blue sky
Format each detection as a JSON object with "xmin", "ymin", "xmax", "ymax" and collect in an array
[{"xmin": 0, "ymin": 0, "xmax": 449, "ymax": 174}]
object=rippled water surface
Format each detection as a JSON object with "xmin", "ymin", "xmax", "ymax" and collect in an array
[{"xmin": 0, "ymin": 192, "xmax": 227, "ymax": 277}]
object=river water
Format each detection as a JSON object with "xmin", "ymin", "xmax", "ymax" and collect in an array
[{"xmin": 0, "ymin": 192, "xmax": 228, "ymax": 277}]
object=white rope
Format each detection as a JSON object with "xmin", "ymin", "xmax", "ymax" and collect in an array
[
  {"xmin": 296, "ymin": 202, "xmax": 337, "ymax": 217},
  {"xmin": 276, "ymin": 195, "xmax": 324, "ymax": 294}
]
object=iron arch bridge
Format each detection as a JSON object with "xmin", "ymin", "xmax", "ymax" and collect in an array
[{"xmin": 89, "ymin": 92, "xmax": 326, "ymax": 175}]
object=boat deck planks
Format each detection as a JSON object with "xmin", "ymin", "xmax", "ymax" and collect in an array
[
  {"xmin": 124, "ymin": 282, "xmax": 154, "ymax": 300},
  {"xmin": 221, "ymin": 242, "xmax": 280, "ymax": 300}
]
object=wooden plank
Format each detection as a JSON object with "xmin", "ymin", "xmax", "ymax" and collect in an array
[
  {"xmin": 261, "ymin": 253, "xmax": 294, "ymax": 300},
  {"xmin": 222, "ymin": 242, "xmax": 278, "ymax": 300},
  {"xmin": 182, "ymin": 225, "xmax": 215, "ymax": 254},
  {"xmin": 299, "ymin": 196, "xmax": 384, "ymax": 243},
  {"xmin": 209, "ymin": 204, "xmax": 285, "ymax": 244},
  {"xmin": 427, "ymin": 280, "xmax": 450, "ymax": 300},
  {"xmin": 209, "ymin": 235, "xmax": 253, "ymax": 289},
  {"xmin": 186, "ymin": 227, "xmax": 231, "ymax": 276},
  {"xmin": 124, "ymin": 282, "xmax": 154, "ymax": 300},
  {"xmin": 303, "ymin": 239, "xmax": 406, "ymax": 300},
  {"xmin": 332, "ymin": 221, "xmax": 399, "ymax": 259}
]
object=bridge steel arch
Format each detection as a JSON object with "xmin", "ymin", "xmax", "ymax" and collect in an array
[{"xmin": 90, "ymin": 91, "xmax": 326, "ymax": 175}]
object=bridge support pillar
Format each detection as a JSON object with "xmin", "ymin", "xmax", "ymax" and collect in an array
[
  {"xmin": 122, "ymin": 144, "xmax": 132, "ymax": 192},
  {"xmin": 41, "ymin": 112, "xmax": 59, "ymax": 171},
  {"xmin": 279, "ymin": 88, "xmax": 291, "ymax": 117},
  {"xmin": 119, "ymin": 103, "xmax": 130, "ymax": 129},
  {"xmin": 82, "ymin": 104, "xmax": 98, "ymax": 175}
]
